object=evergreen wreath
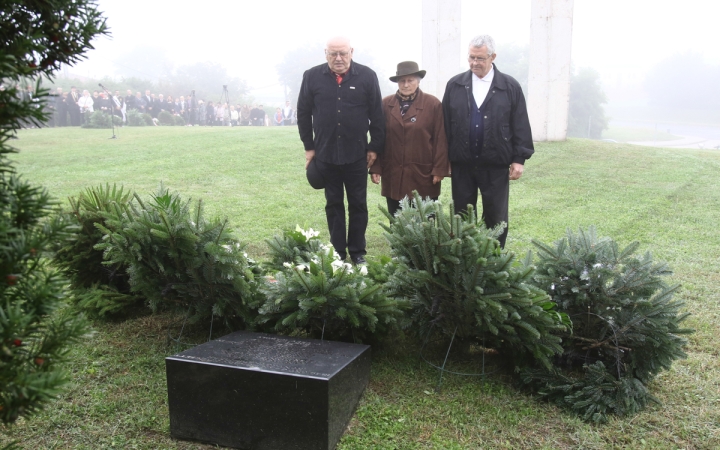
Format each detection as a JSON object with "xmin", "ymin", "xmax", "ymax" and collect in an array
[
  {"xmin": 523, "ymin": 226, "xmax": 693, "ymax": 422},
  {"xmin": 94, "ymin": 186, "xmax": 261, "ymax": 328},
  {"xmin": 382, "ymin": 193, "xmax": 568, "ymax": 369},
  {"xmin": 259, "ymin": 230, "xmax": 407, "ymax": 342},
  {"xmin": 53, "ymin": 184, "xmax": 142, "ymax": 317}
]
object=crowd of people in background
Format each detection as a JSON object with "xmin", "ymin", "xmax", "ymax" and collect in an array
[{"xmin": 17, "ymin": 84, "xmax": 297, "ymax": 128}]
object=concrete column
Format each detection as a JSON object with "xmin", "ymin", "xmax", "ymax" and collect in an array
[
  {"xmin": 422, "ymin": 0, "xmax": 461, "ymax": 99},
  {"xmin": 527, "ymin": 0, "xmax": 575, "ymax": 141}
]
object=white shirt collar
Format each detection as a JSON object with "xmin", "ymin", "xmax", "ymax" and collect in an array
[{"xmin": 472, "ymin": 66, "xmax": 495, "ymax": 84}]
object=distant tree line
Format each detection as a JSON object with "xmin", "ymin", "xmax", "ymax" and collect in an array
[{"xmin": 51, "ymin": 61, "xmax": 250, "ymax": 105}]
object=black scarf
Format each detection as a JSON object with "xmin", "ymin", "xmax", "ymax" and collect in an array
[{"xmin": 395, "ymin": 89, "xmax": 418, "ymax": 116}]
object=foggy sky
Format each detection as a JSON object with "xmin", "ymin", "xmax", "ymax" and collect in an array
[{"xmin": 71, "ymin": 0, "xmax": 719, "ymax": 104}]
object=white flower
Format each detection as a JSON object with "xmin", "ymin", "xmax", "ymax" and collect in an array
[
  {"xmin": 359, "ymin": 265, "xmax": 368, "ymax": 276},
  {"xmin": 295, "ymin": 224, "xmax": 320, "ymax": 240},
  {"xmin": 283, "ymin": 262, "xmax": 293, "ymax": 269},
  {"xmin": 303, "ymin": 228, "xmax": 320, "ymax": 240},
  {"xmin": 331, "ymin": 261, "xmax": 354, "ymax": 275}
]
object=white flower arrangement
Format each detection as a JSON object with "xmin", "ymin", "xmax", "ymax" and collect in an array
[
  {"xmin": 330, "ymin": 259, "xmax": 344, "ymax": 272},
  {"xmin": 295, "ymin": 224, "xmax": 320, "ymax": 241}
]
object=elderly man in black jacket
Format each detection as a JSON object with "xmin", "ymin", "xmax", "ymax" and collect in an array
[
  {"xmin": 442, "ymin": 34, "xmax": 534, "ymax": 248},
  {"xmin": 297, "ymin": 36, "xmax": 385, "ymax": 265}
]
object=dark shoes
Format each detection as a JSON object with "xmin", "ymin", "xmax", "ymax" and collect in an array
[{"xmin": 351, "ymin": 256, "xmax": 367, "ymax": 266}]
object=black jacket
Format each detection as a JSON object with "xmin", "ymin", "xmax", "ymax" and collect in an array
[
  {"xmin": 297, "ymin": 61, "xmax": 385, "ymax": 165},
  {"xmin": 250, "ymin": 107, "xmax": 265, "ymax": 121},
  {"xmin": 442, "ymin": 65, "xmax": 534, "ymax": 166}
]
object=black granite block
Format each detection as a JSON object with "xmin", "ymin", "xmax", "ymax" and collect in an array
[{"xmin": 166, "ymin": 331, "xmax": 371, "ymax": 450}]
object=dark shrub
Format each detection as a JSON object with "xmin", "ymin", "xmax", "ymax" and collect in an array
[{"xmin": 157, "ymin": 110, "xmax": 174, "ymax": 126}]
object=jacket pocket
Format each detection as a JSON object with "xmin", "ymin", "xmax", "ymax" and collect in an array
[
  {"xmin": 501, "ymin": 124, "xmax": 512, "ymax": 142},
  {"xmin": 344, "ymin": 86, "xmax": 367, "ymax": 106}
]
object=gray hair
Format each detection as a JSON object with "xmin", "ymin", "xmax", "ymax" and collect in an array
[
  {"xmin": 468, "ymin": 35, "xmax": 496, "ymax": 55},
  {"xmin": 326, "ymin": 36, "xmax": 352, "ymax": 49}
]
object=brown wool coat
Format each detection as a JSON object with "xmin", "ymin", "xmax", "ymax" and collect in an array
[{"xmin": 370, "ymin": 88, "xmax": 450, "ymax": 201}]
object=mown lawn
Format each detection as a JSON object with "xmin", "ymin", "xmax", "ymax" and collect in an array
[{"xmin": 3, "ymin": 126, "xmax": 719, "ymax": 449}]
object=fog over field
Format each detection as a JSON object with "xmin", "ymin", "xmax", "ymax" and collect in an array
[{"xmin": 66, "ymin": 0, "xmax": 718, "ymax": 131}]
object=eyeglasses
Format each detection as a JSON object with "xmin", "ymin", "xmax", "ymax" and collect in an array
[
  {"xmin": 468, "ymin": 56, "xmax": 490, "ymax": 63},
  {"xmin": 326, "ymin": 51, "xmax": 350, "ymax": 58}
]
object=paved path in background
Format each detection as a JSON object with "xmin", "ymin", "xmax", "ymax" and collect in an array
[
  {"xmin": 628, "ymin": 135, "xmax": 720, "ymax": 150},
  {"xmin": 613, "ymin": 120, "xmax": 720, "ymax": 149}
]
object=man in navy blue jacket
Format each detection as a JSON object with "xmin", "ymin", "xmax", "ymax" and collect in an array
[
  {"xmin": 297, "ymin": 36, "xmax": 385, "ymax": 264},
  {"xmin": 442, "ymin": 34, "xmax": 534, "ymax": 248}
]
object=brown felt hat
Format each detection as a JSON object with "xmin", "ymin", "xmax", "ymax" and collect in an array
[{"xmin": 389, "ymin": 61, "xmax": 426, "ymax": 82}]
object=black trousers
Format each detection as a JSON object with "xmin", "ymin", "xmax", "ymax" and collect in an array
[
  {"xmin": 69, "ymin": 107, "xmax": 81, "ymax": 126},
  {"xmin": 451, "ymin": 162, "xmax": 509, "ymax": 248},
  {"xmin": 56, "ymin": 109, "xmax": 67, "ymax": 127},
  {"xmin": 315, "ymin": 157, "xmax": 368, "ymax": 261}
]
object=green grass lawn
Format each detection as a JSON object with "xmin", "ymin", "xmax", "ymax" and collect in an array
[
  {"xmin": 3, "ymin": 126, "xmax": 720, "ymax": 449},
  {"xmin": 601, "ymin": 126, "xmax": 681, "ymax": 142}
]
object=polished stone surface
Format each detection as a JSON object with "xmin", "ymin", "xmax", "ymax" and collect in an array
[{"xmin": 166, "ymin": 331, "xmax": 371, "ymax": 450}]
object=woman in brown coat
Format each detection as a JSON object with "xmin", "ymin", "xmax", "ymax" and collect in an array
[{"xmin": 369, "ymin": 61, "xmax": 450, "ymax": 217}]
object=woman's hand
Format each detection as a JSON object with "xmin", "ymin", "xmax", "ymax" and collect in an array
[{"xmin": 371, "ymin": 173, "xmax": 381, "ymax": 184}]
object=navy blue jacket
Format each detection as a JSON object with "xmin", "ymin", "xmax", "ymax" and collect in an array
[
  {"xmin": 442, "ymin": 65, "xmax": 534, "ymax": 166},
  {"xmin": 297, "ymin": 61, "xmax": 385, "ymax": 165}
]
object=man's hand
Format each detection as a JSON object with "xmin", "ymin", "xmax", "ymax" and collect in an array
[
  {"xmin": 432, "ymin": 176, "xmax": 443, "ymax": 185},
  {"xmin": 366, "ymin": 151, "xmax": 377, "ymax": 168},
  {"xmin": 371, "ymin": 173, "xmax": 381, "ymax": 184},
  {"xmin": 509, "ymin": 163, "xmax": 524, "ymax": 180},
  {"xmin": 305, "ymin": 150, "xmax": 315, "ymax": 169}
]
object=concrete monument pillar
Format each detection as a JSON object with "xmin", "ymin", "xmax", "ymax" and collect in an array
[
  {"xmin": 527, "ymin": 0, "xmax": 575, "ymax": 141},
  {"xmin": 421, "ymin": 0, "xmax": 461, "ymax": 99}
]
